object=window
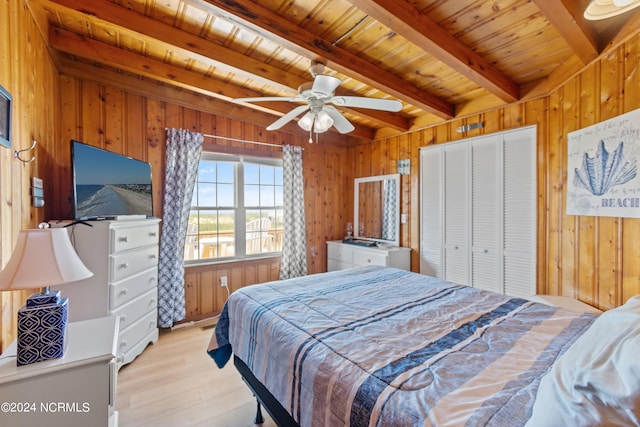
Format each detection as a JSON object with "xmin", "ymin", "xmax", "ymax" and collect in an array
[{"xmin": 185, "ymin": 152, "xmax": 283, "ymax": 262}]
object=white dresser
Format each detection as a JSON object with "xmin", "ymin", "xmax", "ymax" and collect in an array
[
  {"xmin": 51, "ymin": 218, "xmax": 160, "ymax": 367},
  {"xmin": 0, "ymin": 317, "xmax": 119, "ymax": 427},
  {"xmin": 327, "ymin": 240, "xmax": 411, "ymax": 271}
]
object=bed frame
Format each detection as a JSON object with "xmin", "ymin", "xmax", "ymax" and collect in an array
[{"xmin": 234, "ymin": 355, "xmax": 300, "ymax": 427}]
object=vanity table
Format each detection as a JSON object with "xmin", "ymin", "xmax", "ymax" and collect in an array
[
  {"xmin": 328, "ymin": 173, "xmax": 410, "ymax": 271},
  {"xmin": 327, "ymin": 241, "xmax": 410, "ymax": 271}
]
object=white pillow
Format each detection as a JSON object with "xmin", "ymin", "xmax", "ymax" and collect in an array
[{"xmin": 526, "ymin": 295, "xmax": 640, "ymax": 427}]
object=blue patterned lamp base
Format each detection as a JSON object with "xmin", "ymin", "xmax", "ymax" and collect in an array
[{"xmin": 17, "ymin": 291, "xmax": 68, "ymax": 366}]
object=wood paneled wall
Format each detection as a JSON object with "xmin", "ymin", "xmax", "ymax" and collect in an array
[
  {"xmin": 0, "ymin": 0, "xmax": 59, "ymax": 351},
  {"xmin": 353, "ymin": 32, "xmax": 640, "ymax": 311},
  {"xmin": 49, "ymin": 75, "xmax": 354, "ymax": 324}
]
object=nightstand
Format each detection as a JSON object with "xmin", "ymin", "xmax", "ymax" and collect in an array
[{"xmin": 0, "ymin": 316, "xmax": 120, "ymax": 427}]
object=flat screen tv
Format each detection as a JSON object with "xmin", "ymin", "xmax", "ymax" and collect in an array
[{"xmin": 71, "ymin": 140, "xmax": 153, "ymax": 220}]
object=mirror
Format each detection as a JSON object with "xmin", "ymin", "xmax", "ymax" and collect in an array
[{"xmin": 354, "ymin": 173, "xmax": 400, "ymax": 247}]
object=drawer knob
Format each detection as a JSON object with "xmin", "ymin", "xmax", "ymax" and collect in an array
[
  {"xmin": 120, "ymin": 262, "xmax": 129, "ymax": 269},
  {"xmin": 367, "ymin": 258, "xmax": 372, "ymax": 263},
  {"xmin": 150, "ymin": 232, "xmax": 157, "ymax": 237},
  {"xmin": 120, "ymin": 314, "xmax": 127, "ymax": 322},
  {"xmin": 484, "ymin": 249, "xmax": 489, "ymax": 253},
  {"xmin": 120, "ymin": 340, "xmax": 128, "ymax": 348},
  {"xmin": 120, "ymin": 288, "xmax": 128, "ymax": 296},
  {"xmin": 150, "ymin": 254, "xmax": 157, "ymax": 259},
  {"xmin": 119, "ymin": 236, "xmax": 128, "ymax": 242}
]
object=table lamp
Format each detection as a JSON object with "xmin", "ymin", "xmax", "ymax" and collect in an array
[{"xmin": 0, "ymin": 227, "xmax": 93, "ymax": 365}]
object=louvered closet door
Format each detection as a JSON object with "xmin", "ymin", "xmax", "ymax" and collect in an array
[
  {"xmin": 444, "ymin": 143, "xmax": 470, "ymax": 285},
  {"xmin": 503, "ymin": 127, "xmax": 537, "ymax": 298},
  {"xmin": 471, "ymin": 135, "xmax": 501, "ymax": 293},
  {"xmin": 420, "ymin": 147, "xmax": 443, "ymax": 277}
]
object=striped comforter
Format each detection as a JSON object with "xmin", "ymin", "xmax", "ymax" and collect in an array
[{"xmin": 209, "ymin": 266, "xmax": 596, "ymax": 427}]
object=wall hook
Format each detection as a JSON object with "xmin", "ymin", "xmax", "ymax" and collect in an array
[{"xmin": 14, "ymin": 140, "xmax": 37, "ymax": 163}]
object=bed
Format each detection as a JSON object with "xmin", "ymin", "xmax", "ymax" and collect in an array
[{"xmin": 208, "ymin": 266, "xmax": 640, "ymax": 426}]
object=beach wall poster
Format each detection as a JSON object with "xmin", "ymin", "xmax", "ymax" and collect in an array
[{"xmin": 567, "ymin": 107, "xmax": 640, "ymax": 218}]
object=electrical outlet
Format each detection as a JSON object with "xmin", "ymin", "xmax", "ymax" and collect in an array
[{"xmin": 220, "ymin": 276, "xmax": 228, "ymax": 287}]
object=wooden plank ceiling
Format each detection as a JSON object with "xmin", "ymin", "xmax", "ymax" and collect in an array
[{"xmin": 30, "ymin": 0, "xmax": 640, "ymax": 145}]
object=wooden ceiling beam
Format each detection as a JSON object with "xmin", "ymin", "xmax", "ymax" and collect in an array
[
  {"xmin": 201, "ymin": 0, "xmax": 455, "ymax": 119},
  {"xmin": 49, "ymin": 27, "xmax": 281, "ymax": 113},
  {"xmin": 531, "ymin": 0, "xmax": 600, "ymax": 63},
  {"xmin": 46, "ymin": 0, "xmax": 409, "ymax": 132},
  {"xmin": 348, "ymin": 0, "xmax": 519, "ymax": 103},
  {"xmin": 48, "ymin": 27, "xmax": 376, "ymax": 141},
  {"xmin": 46, "ymin": 0, "xmax": 299, "ymax": 93}
]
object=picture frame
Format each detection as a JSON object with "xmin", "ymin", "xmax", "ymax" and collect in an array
[{"xmin": 0, "ymin": 84, "xmax": 12, "ymax": 149}]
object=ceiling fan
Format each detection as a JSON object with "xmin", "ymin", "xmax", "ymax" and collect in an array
[{"xmin": 233, "ymin": 63, "xmax": 402, "ymax": 138}]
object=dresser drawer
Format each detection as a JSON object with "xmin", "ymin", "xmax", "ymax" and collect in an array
[
  {"xmin": 110, "ymin": 245, "xmax": 158, "ymax": 282},
  {"xmin": 327, "ymin": 243, "xmax": 353, "ymax": 263},
  {"xmin": 117, "ymin": 310, "xmax": 157, "ymax": 358},
  {"xmin": 110, "ymin": 288, "xmax": 157, "ymax": 331},
  {"xmin": 109, "ymin": 268, "xmax": 158, "ymax": 309},
  {"xmin": 328, "ymin": 259, "xmax": 353, "ymax": 271},
  {"xmin": 353, "ymin": 249, "xmax": 388, "ymax": 267},
  {"xmin": 111, "ymin": 224, "xmax": 159, "ymax": 253}
]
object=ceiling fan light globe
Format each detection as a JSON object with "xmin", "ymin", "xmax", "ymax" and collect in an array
[
  {"xmin": 314, "ymin": 111, "xmax": 334, "ymax": 133},
  {"xmin": 298, "ymin": 112, "xmax": 315, "ymax": 131},
  {"xmin": 584, "ymin": 0, "xmax": 640, "ymax": 19}
]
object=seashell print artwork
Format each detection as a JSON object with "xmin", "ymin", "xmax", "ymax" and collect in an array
[{"xmin": 573, "ymin": 141, "xmax": 637, "ymax": 196}]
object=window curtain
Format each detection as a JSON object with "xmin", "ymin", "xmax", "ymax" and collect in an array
[
  {"xmin": 381, "ymin": 178, "xmax": 397, "ymax": 240},
  {"xmin": 158, "ymin": 128, "xmax": 203, "ymax": 328},
  {"xmin": 279, "ymin": 145, "xmax": 307, "ymax": 279}
]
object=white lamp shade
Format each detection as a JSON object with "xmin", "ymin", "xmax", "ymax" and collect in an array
[
  {"xmin": 314, "ymin": 110, "xmax": 334, "ymax": 133},
  {"xmin": 0, "ymin": 228, "xmax": 93, "ymax": 290},
  {"xmin": 584, "ymin": 0, "xmax": 640, "ymax": 19},
  {"xmin": 298, "ymin": 112, "xmax": 314, "ymax": 131}
]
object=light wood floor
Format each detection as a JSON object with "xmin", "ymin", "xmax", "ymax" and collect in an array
[{"xmin": 115, "ymin": 322, "xmax": 276, "ymax": 427}]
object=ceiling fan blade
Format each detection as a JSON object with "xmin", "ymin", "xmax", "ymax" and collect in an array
[
  {"xmin": 329, "ymin": 96, "xmax": 402, "ymax": 112},
  {"xmin": 311, "ymin": 75, "xmax": 341, "ymax": 96},
  {"xmin": 234, "ymin": 96, "xmax": 297, "ymax": 103},
  {"xmin": 266, "ymin": 105, "xmax": 310, "ymax": 130},
  {"xmin": 324, "ymin": 106, "xmax": 355, "ymax": 134}
]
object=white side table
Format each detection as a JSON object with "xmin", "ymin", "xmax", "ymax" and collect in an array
[{"xmin": 0, "ymin": 316, "xmax": 119, "ymax": 427}]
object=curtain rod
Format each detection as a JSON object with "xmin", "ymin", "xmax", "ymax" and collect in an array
[
  {"xmin": 202, "ymin": 133, "xmax": 284, "ymax": 149},
  {"xmin": 165, "ymin": 128, "xmax": 303, "ymax": 149}
]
